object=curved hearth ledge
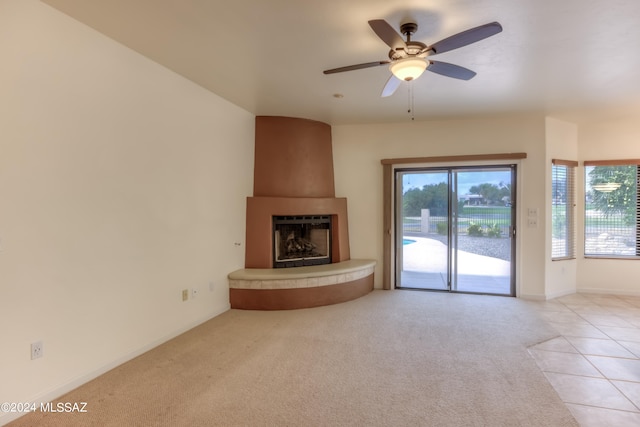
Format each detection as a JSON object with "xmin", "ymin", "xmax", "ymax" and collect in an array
[{"xmin": 228, "ymin": 259, "xmax": 376, "ymax": 310}]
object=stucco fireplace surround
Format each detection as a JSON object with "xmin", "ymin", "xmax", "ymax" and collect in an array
[{"xmin": 228, "ymin": 116, "xmax": 375, "ymax": 310}]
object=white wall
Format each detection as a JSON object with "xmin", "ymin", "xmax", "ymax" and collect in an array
[
  {"xmin": 544, "ymin": 117, "xmax": 578, "ymax": 298},
  {"xmin": 332, "ymin": 115, "xmax": 548, "ymax": 299},
  {"xmin": 577, "ymin": 117, "xmax": 640, "ymax": 294},
  {"xmin": 0, "ymin": 1, "xmax": 254, "ymax": 422},
  {"xmin": 5, "ymin": 1, "xmax": 639, "ymax": 421}
]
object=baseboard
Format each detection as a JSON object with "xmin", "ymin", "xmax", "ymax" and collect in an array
[
  {"xmin": 0, "ymin": 303, "xmax": 230, "ymax": 427},
  {"xmin": 519, "ymin": 288, "xmax": 577, "ymax": 301},
  {"xmin": 518, "ymin": 293, "xmax": 548, "ymax": 301},
  {"xmin": 578, "ymin": 288, "xmax": 640, "ymax": 297},
  {"xmin": 519, "ymin": 287, "xmax": 640, "ymax": 302},
  {"xmin": 544, "ymin": 288, "xmax": 577, "ymax": 300}
]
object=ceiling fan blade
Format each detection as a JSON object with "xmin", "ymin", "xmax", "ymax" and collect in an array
[
  {"xmin": 323, "ymin": 61, "xmax": 390, "ymax": 74},
  {"xmin": 381, "ymin": 75, "xmax": 402, "ymax": 97},
  {"xmin": 427, "ymin": 61, "xmax": 476, "ymax": 80},
  {"xmin": 427, "ymin": 22, "xmax": 502, "ymax": 55},
  {"xmin": 368, "ymin": 19, "xmax": 407, "ymax": 51}
]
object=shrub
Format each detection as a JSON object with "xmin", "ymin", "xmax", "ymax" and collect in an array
[
  {"xmin": 486, "ymin": 223, "xmax": 502, "ymax": 238},
  {"xmin": 436, "ymin": 222, "xmax": 448, "ymax": 235},
  {"xmin": 467, "ymin": 222, "xmax": 484, "ymax": 237}
]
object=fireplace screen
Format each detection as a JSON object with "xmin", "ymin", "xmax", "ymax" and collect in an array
[{"xmin": 273, "ymin": 215, "xmax": 331, "ymax": 268}]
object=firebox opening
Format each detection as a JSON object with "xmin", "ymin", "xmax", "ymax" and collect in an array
[{"xmin": 273, "ymin": 215, "xmax": 332, "ymax": 268}]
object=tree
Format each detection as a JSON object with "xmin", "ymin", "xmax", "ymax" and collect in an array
[
  {"xmin": 498, "ymin": 181, "xmax": 512, "ymax": 204},
  {"xmin": 468, "ymin": 183, "xmax": 502, "ymax": 205},
  {"xmin": 403, "ymin": 183, "xmax": 448, "ymax": 216},
  {"xmin": 588, "ymin": 165, "xmax": 637, "ymax": 225}
]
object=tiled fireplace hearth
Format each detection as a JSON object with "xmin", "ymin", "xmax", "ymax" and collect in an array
[
  {"xmin": 228, "ymin": 259, "xmax": 376, "ymax": 310},
  {"xmin": 228, "ymin": 116, "xmax": 375, "ymax": 310}
]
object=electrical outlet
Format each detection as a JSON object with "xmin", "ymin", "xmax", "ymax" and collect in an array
[
  {"xmin": 182, "ymin": 289, "xmax": 188, "ymax": 302},
  {"xmin": 191, "ymin": 288, "xmax": 198, "ymax": 299},
  {"xmin": 31, "ymin": 341, "xmax": 43, "ymax": 360}
]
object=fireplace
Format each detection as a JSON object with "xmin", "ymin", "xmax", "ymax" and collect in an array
[
  {"xmin": 229, "ymin": 116, "xmax": 374, "ymax": 310},
  {"xmin": 273, "ymin": 215, "xmax": 331, "ymax": 268},
  {"xmin": 243, "ymin": 117, "xmax": 350, "ymax": 269}
]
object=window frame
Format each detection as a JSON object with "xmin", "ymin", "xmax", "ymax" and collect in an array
[{"xmin": 583, "ymin": 159, "xmax": 640, "ymax": 259}]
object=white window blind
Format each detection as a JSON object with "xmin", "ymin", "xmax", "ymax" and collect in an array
[
  {"xmin": 552, "ymin": 159, "xmax": 577, "ymax": 260},
  {"xmin": 584, "ymin": 159, "xmax": 639, "ymax": 258}
]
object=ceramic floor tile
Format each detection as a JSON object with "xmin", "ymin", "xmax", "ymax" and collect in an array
[
  {"xmin": 563, "ymin": 303, "xmax": 606, "ymax": 313},
  {"xmin": 619, "ymin": 341, "xmax": 640, "ymax": 359},
  {"xmin": 578, "ymin": 314, "xmax": 635, "ymax": 328},
  {"xmin": 532, "ymin": 336, "xmax": 578, "ymax": 353},
  {"xmin": 598, "ymin": 326, "xmax": 640, "ymax": 343},
  {"xmin": 565, "ymin": 336, "xmax": 638, "ymax": 358},
  {"xmin": 548, "ymin": 322, "xmax": 610, "ymax": 339},
  {"xmin": 556, "ymin": 294, "xmax": 593, "ymax": 304},
  {"xmin": 585, "ymin": 297, "xmax": 635, "ymax": 309},
  {"xmin": 586, "ymin": 356, "xmax": 640, "ymax": 382},
  {"xmin": 595, "ymin": 301, "xmax": 637, "ymax": 310},
  {"xmin": 530, "ymin": 300, "xmax": 574, "ymax": 313},
  {"xmin": 613, "ymin": 308, "xmax": 640, "ymax": 319},
  {"xmin": 540, "ymin": 311, "xmax": 590, "ymax": 324},
  {"xmin": 570, "ymin": 305, "xmax": 617, "ymax": 316},
  {"xmin": 618, "ymin": 316, "xmax": 640, "ymax": 328},
  {"xmin": 530, "ymin": 294, "xmax": 640, "ymax": 426},
  {"xmin": 528, "ymin": 349, "xmax": 603, "ymax": 377},
  {"xmin": 612, "ymin": 380, "xmax": 640, "ymax": 410},
  {"xmin": 566, "ymin": 403, "xmax": 640, "ymax": 427},
  {"xmin": 544, "ymin": 372, "xmax": 638, "ymax": 411}
]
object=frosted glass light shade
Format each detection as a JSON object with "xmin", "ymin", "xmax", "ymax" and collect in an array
[{"xmin": 390, "ymin": 57, "xmax": 428, "ymax": 81}]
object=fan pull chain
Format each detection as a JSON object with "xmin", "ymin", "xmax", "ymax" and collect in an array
[{"xmin": 407, "ymin": 81, "xmax": 415, "ymax": 121}]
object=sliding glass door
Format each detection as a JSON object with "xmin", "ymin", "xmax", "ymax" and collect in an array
[
  {"xmin": 396, "ymin": 165, "xmax": 516, "ymax": 295},
  {"xmin": 397, "ymin": 170, "xmax": 451, "ymax": 290}
]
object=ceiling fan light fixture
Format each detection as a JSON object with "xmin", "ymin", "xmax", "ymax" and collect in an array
[
  {"xmin": 390, "ymin": 57, "xmax": 428, "ymax": 81},
  {"xmin": 592, "ymin": 182, "xmax": 622, "ymax": 192}
]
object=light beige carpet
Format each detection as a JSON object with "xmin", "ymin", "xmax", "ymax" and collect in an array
[{"xmin": 10, "ymin": 290, "xmax": 578, "ymax": 426}]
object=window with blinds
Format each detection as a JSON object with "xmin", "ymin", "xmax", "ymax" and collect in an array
[
  {"xmin": 584, "ymin": 160, "xmax": 639, "ymax": 258},
  {"xmin": 552, "ymin": 160, "xmax": 577, "ymax": 260}
]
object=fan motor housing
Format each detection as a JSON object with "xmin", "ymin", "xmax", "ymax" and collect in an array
[
  {"xmin": 400, "ymin": 22, "xmax": 418, "ymax": 36},
  {"xmin": 386, "ymin": 22, "xmax": 427, "ymax": 60},
  {"xmin": 389, "ymin": 41, "xmax": 427, "ymax": 60}
]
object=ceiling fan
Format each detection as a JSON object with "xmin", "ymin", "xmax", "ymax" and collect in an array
[{"xmin": 323, "ymin": 19, "xmax": 503, "ymax": 97}]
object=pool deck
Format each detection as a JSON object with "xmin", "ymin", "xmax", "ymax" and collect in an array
[{"xmin": 400, "ymin": 236, "xmax": 511, "ymax": 294}]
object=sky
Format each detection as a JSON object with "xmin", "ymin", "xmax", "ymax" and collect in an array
[{"xmin": 400, "ymin": 169, "xmax": 512, "ymax": 195}]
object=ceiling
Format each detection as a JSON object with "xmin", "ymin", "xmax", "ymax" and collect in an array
[{"xmin": 42, "ymin": 0, "xmax": 640, "ymax": 125}]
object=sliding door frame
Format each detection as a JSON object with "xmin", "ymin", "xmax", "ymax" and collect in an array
[{"xmin": 381, "ymin": 153, "xmax": 527, "ymax": 292}]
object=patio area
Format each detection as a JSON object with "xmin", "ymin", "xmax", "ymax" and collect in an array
[{"xmin": 400, "ymin": 235, "xmax": 512, "ymax": 294}]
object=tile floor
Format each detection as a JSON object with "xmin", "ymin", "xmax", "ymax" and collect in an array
[{"xmin": 529, "ymin": 293, "xmax": 640, "ymax": 426}]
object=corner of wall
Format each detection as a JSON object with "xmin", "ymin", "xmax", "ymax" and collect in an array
[{"xmin": 543, "ymin": 117, "xmax": 579, "ymax": 299}]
